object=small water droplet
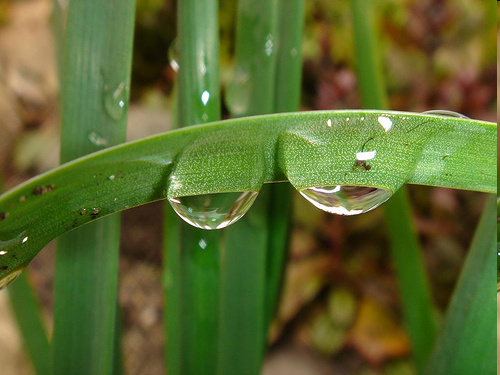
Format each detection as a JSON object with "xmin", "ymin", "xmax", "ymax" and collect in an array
[
  {"xmin": 91, "ymin": 208, "xmax": 101, "ymax": 218},
  {"xmin": 442, "ymin": 153, "xmax": 451, "ymax": 160},
  {"xmin": 299, "ymin": 186, "xmax": 392, "ymax": 215},
  {"xmin": 88, "ymin": 131, "xmax": 108, "ymax": 147},
  {"xmin": 19, "ymin": 195, "xmax": 26, "ymax": 202},
  {"xmin": 327, "ymin": 119, "xmax": 332, "ymax": 127},
  {"xmin": 0, "ymin": 268, "xmax": 24, "ymax": 290},
  {"xmin": 109, "ymin": 175, "xmax": 115, "ymax": 180},
  {"xmin": 80, "ymin": 208, "xmax": 87, "ymax": 216},
  {"xmin": 198, "ymin": 239, "xmax": 207, "ymax": 249},
  {"xmin": 360, "ymin": 117, "xmax": 365, "ymax": 121},
  {"xmin": 0, "ymin": 251, "xmax": 7, "ymax": 256},
  {"xmin": 346, "ymin": 117, "xmax": 350, "ymax": 122},
  {"xmin": 377, "ymin": 116, "xmax": 393, "ymax": 132},
  {"xmin": 21, "ymin": 236, "xmax": 28, "ymax": 244},
  {"xmin": 33, "ymin": 184, "xmax": 56, "ymax": 196},
  {"xmin": 201, "ymin": 90, "xmax": 210, "ymax": 106},
  {"xmin": 423, "ymin": 110, "xmax": 469, "ymax": 119},
  {"xmin": 104, "ymin": 82, "xmax": 128, "ymax": 121},
  {"xmin": 168, "ymin": 39, "xmax": 179, "ymax": 72},
  {"xmin": 264, "ymin": 34, "xmax": 274, "ymax": 56},
  {"xmin": 168, "ymin": 191, "xmax": 258, "ymax": 230},
  {"xmin": 290, "ymin": 48, "xmax": 297, "ymax": 57}
]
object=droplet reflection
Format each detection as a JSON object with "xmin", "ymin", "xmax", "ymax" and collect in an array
[
  {"xmin": 168, "ymin": 191, "xmax": 258, "ymax": 230},
  {"xmin": 299, "ymin": 185, "xmax": 392, "ymax": 215}
]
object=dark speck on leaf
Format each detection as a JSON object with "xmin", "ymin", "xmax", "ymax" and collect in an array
[
  {"xmin": 33, "ymin": 184, "xmax": 56, "ymax": 196},
  {"xmin": 1, "ymin": 266, "xmax": 8, "ymax": 271},
  {"xmin": 0, "ymin": 212, "xmax": 9, "ymax": 221}
]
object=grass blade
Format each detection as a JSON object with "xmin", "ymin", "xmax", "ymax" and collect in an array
[
  {"xmin": 0, "ymin": 174, "xmax": 50, "ymax": 375},
  {"xmin": 424, "ymin": 194, "xmax": 496, "ymax": 374},
  {"xmin": 163, "ymin": 0, "xmax": 221, "ymax": 374},
  {"xmin": 220, "ymin": 1, "xmax": 278, "ymax": 373},
  {"xmin": 7, "ymin": 272, "xmax": 50, "ymax": 375},
  {"xmin": 51, "ymin": 0, "xmax": 135, "ymax": 373},
  {"xmin": 264, "ymin": 0, "xmax": 305, "ymax": 329},
  {"xmin": 0, "ymin": 112, "xmax": 495, "ymax": 281},
  {"xmin": 351, "ymin": 1, "xmax": 437, "ymax": 370}
]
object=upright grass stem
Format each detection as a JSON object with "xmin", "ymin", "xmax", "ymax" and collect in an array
[
  {"xmin": 425, "ymin": 195, "xmax": 496, "ymax": 374},
  {"xmin": 163, "ymin": 1, "xmax": 221, "ymax": 374},
  {"xmin": 350, "ymin": 1, "xmax": 436, "ymax": 371},
  {"xmin": 51, "ymin": 0, "xmax": 135, "ymax": 374}
]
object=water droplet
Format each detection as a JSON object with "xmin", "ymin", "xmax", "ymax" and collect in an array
[
  {"xmin": 0, "ymin": 251, "xmax": 7, "ymax": 256},
  {"xmin": 19, "ymin": 195, "xmax": 26, "ymax": 202},
  {"xmin": 0, "ymin": 268, "xmax": 24, "ymax": 290},
  {"xmin": 198, "ymin": 239, "xmax": 207, "ymax": 249},
  {"xmin": 91, "ymin": 208, "xmax": 101, "ymax": 218},
  {"xmin": 109, "ymin": 175, "xmax": 115, "ymax": 180},
  {"xmin": 299, "ymin": 186, "xmax": 392, "ymax": 216},
  {"xmin": 201, "ymin": 90, "xmax": 210, "ymax": 106},
  {"xmin": 168, "ymin": 191, "xmax": 258, "ymax": 230},
  {"xmin": 264, "ymin": 34, "xmax": 274, "ymax": 56},
  {"xmin": 21, "ymin": 236, "xmax": 28, "ymax": 244},
  {"xmin": 79, "ymin": 208, "xmax": 87, "ymax": 216},
  {"xmin": 327, "ymin": 119, "xmax": 332, "ymax": 127},
  {"xmin": 33, "ymin": 184, "xmax": 56, "ymax": 196},
  {"xmin": 88, "ymin": 131, "xmax": 108, "ymax": 147},
  {"xmin": 104, "ymin": 82, "xmax": 128, "ymax": 121},
  {"xmin": 423, "ymin": 110, "xmax": 469, "ymax": 119},
  {"xmin": 168, "ymin": 39, "xmax": 179, "ymax": 72},
  {"xmin": 377, "ymin": 116, "xmax": 393, "ymax": 132},
  {"xmin": 290, "ymin": 48, "xmax": 297, "ymax": 57}
]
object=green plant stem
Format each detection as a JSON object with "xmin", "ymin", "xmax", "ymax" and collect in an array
[
  {"xmin": 424, "ymin": 194, "xmax": 496, "ymax": 374},
  {"xmin": 351, "ymin": 1, "xmax": 436, "ymax": 371},
  {"xmin": 264, "ymin": 0, "xmax": 305, "ymax": 329},
  {"xmin": 51, "ymin": 0, "xmax": 135, "ymax": 373},
  {"xmin": 164, "ymin": 0, "xmax": 221, "ymax": 374},
  {"xmin": 220, "ymin": 1, "xmax": 279, "ymax": 373},
  {"xmin": 7, "ymin": 269, "xmax": 50, "ymax": 375}
]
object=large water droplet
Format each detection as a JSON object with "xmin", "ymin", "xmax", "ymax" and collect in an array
[
  {"xmin": 299, "ymin": 186, "xmax": 392, "ymax": 216},
  {"xmin": 423, "ymin": 110, "xmax": 469, "ymax": 119},
  {"xmin": 0, "ymin": 268, "xmax": 24, "ymax": 290},
  {"xmin": 104, "ymin": 82, "xmax": 128, "ymax": 121},
  {"xmin": 168, "ymin": 191, "xmax": 258, "ymax": 230}
]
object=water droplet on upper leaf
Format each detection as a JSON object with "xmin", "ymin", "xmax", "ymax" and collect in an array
[
  {"xmin": 168, "ymin": 191, "xmax": 258, "ymax": 230},
  {"xmin": 423, "ymin": 110, "xmax": 469, "ymax": 119},
  {"xmin": 88, "ymin": 131, "xmax": 108, "ymax": 147},
  {"xmin": 299, "ymin": 185, "xmax": 392, "ymax": 215},
  {"xmin": 0, "ymin": 268, "xmax": 24, "ymax": 290},
  {"xmin": 104, "ymin": 82, "xmax": 128, "ymax": 121},
  {"xmin": 264, "ymin": 34, "xmax": 274, "ymax": 56}
]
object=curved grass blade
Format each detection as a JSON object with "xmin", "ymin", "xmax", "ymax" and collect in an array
[
  {"xmin": 351, "ymin": 1, "xmax": 437, "ymax": 371},
  {"xmin": 51, "ymin": 0, "xmax": 135, "ymax": 373},
  {"xmin": 424, "ymin": 194, "xmax": 496, "ymax": 374},
  {"xmin": 0, "ymin": 111, "xmax": 495, "ymax": 282},
  {"xmin": 163, "ymin": 0, "xmax": 222, "ymax": 374}
]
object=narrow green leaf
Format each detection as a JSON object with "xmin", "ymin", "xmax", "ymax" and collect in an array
[
  {"xmin": 163, "ymin": 0, "xmax": 222, "ymax": 374},
  {"xmin": 351, "ymin": 1, "xmax": 437, "ymax": 370},
  {"xmin": 7, "ymin": 272, "xmax": 51, "ymax": 375},
  {"xmin": 0, "ymin": 112, "xmax": 495, "ymax": 281},
  {"xmin": 51, "ymin": 0, "xmax": 135, "ymax": 373},
  {"xmin": 264, "ymin": 0, "xmax": 305, "ymax": 329},
  {"xmin": 425, "ymin": 194, "xmax": 496, "ymax": 374},
  {"xmin": 220, "ymin": 1, "xmax": 279, "ymax": 373}
]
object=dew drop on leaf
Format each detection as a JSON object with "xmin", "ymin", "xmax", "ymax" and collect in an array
[
  {"xmin": 168, "ymin": 191, "xmax": 258, "ymax": 230},
  {"xmin": 104, "ymin": 82, "xmax": 128, "ymax": 121},
  {"xmin": 299, "ymin": 185, "xmax": 392, "ymax": 216},
  {"xmin": 168, "ymin": 38, "xmax": 179, "ymax": 72},
  {"xmin": 423, "ymin": 110, "xmax": 469, "ymax": 119}
]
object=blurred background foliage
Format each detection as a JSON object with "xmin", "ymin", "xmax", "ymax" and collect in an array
[{"xmin": 0, "ymin": 0, "xmax": 496, "ymax": 374}]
